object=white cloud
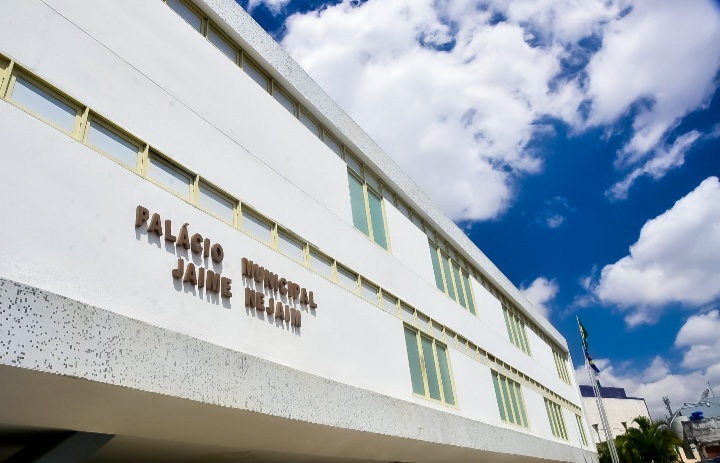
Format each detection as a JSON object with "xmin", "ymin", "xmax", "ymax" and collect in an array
[
  {"xmin": 247, "ymin": 0, "xmax": 290, "ymax": 15},
  {"xmin": 574, "ymin": 355, "xmax": 720, "ymax": 420},
  {"xmin": 675, "ymin": 310, "xmax": 720, "ymax": 370},
  {"xmin": 606, "ymin": 131, "xmax": 701, "ymax": 201},
  {"xmin": 520, "ymin": 277, "xmax": 558, "ymax": 317},
  {"xmin": 279, "ymin": 0, "xmax": 720, "ymax": 219},
  {"xmin": 595, "ymin": 176, "xmax": 720, "ymax": 325},
  {"xmin": 585, "ymin": 0, "xmax": 720, "ymax": 194}
]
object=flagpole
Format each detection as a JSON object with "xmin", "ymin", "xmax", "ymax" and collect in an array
[{"xmin": 577, "ymin": 316, "xmax": 619, "ymax": 463}]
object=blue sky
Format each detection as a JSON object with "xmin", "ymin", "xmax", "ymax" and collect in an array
[{"xmin": 237, "ymin": 0, "xmax": 720, "ymax": 418}]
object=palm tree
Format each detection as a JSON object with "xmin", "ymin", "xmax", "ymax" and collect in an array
[{"xmin": 597, "ymin": 416, "xmax": 683, "ymax": 463}]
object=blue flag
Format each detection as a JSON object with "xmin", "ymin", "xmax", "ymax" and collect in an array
[{"xmin": 585, "ymin": 348, "xmax": 600, "ymax": 373}]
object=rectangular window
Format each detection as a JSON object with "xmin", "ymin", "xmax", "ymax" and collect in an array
[
  {"xmin": 207, "ymin": 26, "xmax": 237, "ymax": 62},
  {"xmin": 299, "ymin": 109, "xmax": 320, "ymax": 136},
  {"xmin": 242, "ymin": 59, "xmax": 268, "ymax": 91},
  {"xmin": 9, "ymin": 75, "xmax": 78, "ymax": 134},
  {"xmin": 492, "ymin": 371, "xmax": 528, "ymax": 428},
  {"xmin": 440, "ymin": 253, "xmax": 456, "ymax": 300},
  {"xmin": 167, "ymin": 0, "xmax": 203, "ymax": 32},
  {"xmin": 336, "ymin": 266, "xmax": 358, "ymax": 293},
  {"xmin": 322, "ymin": 131, "xmax": 342, "ymax": 157},
  {"xmin": 148, "ymin": 154, "xmax": 193, "ymax": 199},
  {"xmin": 242, "ymin": 209, "xmax": 272, "ymax": 245},
  {"xmin": 381, "ymin": 292, "xmax": 397, "ymax": 314},
  {"xmin": 278, "ymin": 230, "xmax": 305, "ymax": 263},
  {"xmin": 504, "ymin": 306, "xmax": 532, "ymax": 355},
  {"xmin": 272, "ymin": 85, "xmax": 296, "ymax": 115},
  {"xmin": 545, "ymin": 399, "xmax": 569, "ymax": 440},
  {"xmin": 347, "ymin": 172, "xmax": 388, "ymax": 250},
  {"xmin": 451, "ymin": 262, "xmax": 467, "ymax": 309},
  {"xmin": 575, "ymin": 414, "xmax": 589, "ymax": 446},
  {"xmin": 429, "ymin": 243, "xmax": 445, "ymax": 291},
  {"xmin": 198, "ymin": 183, "xmax": 235, "ymax": 224},
  {"xmin": 400, "ymin": 304, "xmax": 415, "ymax": 324},
  {"xmin": 553, "ymin": 349, "xmax": 571, "ymax": 384},
  {"xmin": 403, "ymin": 327, "xmax": 455, "ymax": 405},
  {"xmin": 348, "ymin": 173, "xmax": 370, "ymax": 235},
  {"xmin": 309, "ymin": 249, "xmax": 333, "ymax": 280},
  {"xmin": 86, "ymin": 119, "xmax": 140, "ymax": 168},
  {"xmin": 345, "ymin": 154, "xmax": 362, "ymax": 175},
  {"xmin": 360, "ymin": 280, "xmax": 378, "ymax": 305},
  {"xmin": 417, "ymin": 313, "xmax": 430, "ymax": 333},
  {"xmin": 463, "ymin": 271, "xmax": 477, "ymax": 315}
]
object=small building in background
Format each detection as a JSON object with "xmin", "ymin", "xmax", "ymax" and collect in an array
[
  {"xmin": 580, "ymin": 385, "xmax": 651, "ymax": 443},
  {"xmin": 680, "ymin": 399, "xmax": 720, "ymax": 461}
]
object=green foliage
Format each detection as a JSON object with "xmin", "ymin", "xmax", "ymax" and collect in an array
[{"xmin": 597, "ymin": 416, "xmax": 683, "ymax": 463}]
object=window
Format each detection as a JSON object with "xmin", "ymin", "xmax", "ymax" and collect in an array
[
  {"xmin": 309, "ymin": 249, "xmax": 333, "ymax": 280},
  {"xmin": 278, "ymin": 230, "xmax": 305, "ymax": 263},
  {"xmin": 503, "ymin": 306, "xmax": 531, "ymax": 355},
  {"xmin": 360, "ymin": 280, "xmax": 379, "ymax": 305},
  {"xmin": 299, "ymin": 109, "xmax": 320, "ymax": 137},
  {"xmin": 336, "ymin": 266, "xmax": 358, "ymax": 293},
  {"xmin": 272, "ymin": 84, "xmax": 296, "ymax": 115},
  {"xmin": 86, "ymin": 118, "xmax": 141, "ymax": 168},
  {"xmin": 381, "ymin": 292, "xmax": 398, "ymax": 315},
  {"xmin": 347, "ymin": 172, "xmax": 388, "ymax": 250},
  {"xmin": 553, "ymin": 349, "xmax": 571, "ymax": 384},
  {"xmin": 242, "ymin": 209, "xmax": 273, "ymax": 245},
  {"xmin": 575, "ymin": 414, "xmax": 589, "ymax": 446},
  {"xmin": 545, "ymin": 399, "xmax": 569, "ymax": 440},
  {"xmin": 207, "ymin": 26, "xmax": 237, "ymax": 62},
  {"xmin": 199, "ymin": 183, "xmax": 235, "ymax": 224},
  {"xmin": 403, "ymin": 326, "xmax": 455, "ymax": 405},
  {"xmin": 322, "ymin": 131, "xmax": 342, "ymax": 157},
  {"xmin": 492, "ymin": 371, "xmax": 528, "ymax": 428},
  {"xmin": 148, "ymin": 154, "xmax": 193, "ymax": 199},
  {"xmin": 242, "ymin": 58, "xmax": 268, "ymax": 91},
  {"xmin": 167, "ymin": 0, "xmax": 203, "ymax": 33},
  {"xmin": 428, "ymin": 242, "xmax": 476, "ymax": 314},
  {"xmin": 9, "ymin": 74, "xmax": 79, "ymax": 134}
]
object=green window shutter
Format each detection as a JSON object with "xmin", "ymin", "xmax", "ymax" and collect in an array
[
  {"xmin": 514, "ymin": 382, "xmax": 528, "ymax": 427},
  {"xmin": 452, "ymin": 262, "xmax": 467, "ymax": 309},
  {"xmin": 436, "ymin": 344, "xmax": 455, "ymax": 405},
  {"xmin": 463, "ymin": 272, "xmax": 476, "ymax": 315},
  {"xmin": 492, "ymin": 372, "xmax": 507, "ymax": 422},
  {"xmin": 403, "ymin": 327, "xmax": 425, "ymax": 395},
  {"xmin": 348, "ymin": 173, "xmax": 369, "ymax": 236},
  {"xmin": 367, "ymin": 189, "xmax": 387, "ymax": 249},
  {"xmin": 428, "ymin": 243, "xmax": 445, "ymax": 291},
  {"xmin": 421, "ymin": 336, "xmax": 441, "ymax": 400},
  {"xmin": 440, "ymin": 254, "xmax": 456, "ymax": 300}
]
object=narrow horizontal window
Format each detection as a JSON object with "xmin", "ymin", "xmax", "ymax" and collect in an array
[
  {"xmin": 242, "ymin": 209, "xmax": 272, "ymax": 244},
  {"xmin": 432, "ymin": 322, "xmax": 444, "ymax": 339},
  {"xmin": 10, "ymin": 75, "xmax": 78, "ymax": 133},
  {"xmin": 345, "ymin": 154, "xmax": 362, "ymax": 175},
  {"xmin": 86, "ymin": 119, "xmax": 140, "ymax": 168},
  {"xmin": 299, "ymin": 109, "xmax": 320, "ymax": 136},
  {"xmin": 381, "ymin": 186, "xmax": 395, "ymax": 203},
  {"xmin": 397, "ymin": 201, "xmax": 410, "ymax": 219},
  {"xmin": 400, "ymin": 304, "xmax": 415, "ymax": 324},
  {"xmin": 242, "ymin": 59, "xmax": 268, "ymax": 91},
  {"xmin": 207, "ymin": 26, "xmax": 237, "ymax": 62},
  {"xmin": 365, "ymin": 172, "xmax": 380, "ymax": 192},
  {"xmin": 272, "ymin": 86, "xmax": 296, "ymax": 115},
  {"xmin": 323, "ymin": 132, "xmax": 342, "ymax": 157},
  {"xmin": 381, "ymin": 293, "xmax": 397, "ymax": 314},
  {"xmin": 148, "ymin": 155, "xmax": 193, "ymax": 198},
  {"xmin": 167, "ymin": 0, "xmax": 203, "ymax": 32},
  {"xmin": 199, "ymin": 183, "xmax": 235, "ymax": 223},
  {"xmin": 360, "ymin": 280, "xmax": 378, "ymax": 305},
  {"xmin": 278, "ymin": 230, "xmax": 305, "ymax": 263},
  {"xmin": 417, "ymin": 313, "xmax": 430, "ymax": 333},
  {"xmin": 309, "ymin": 249, "xmax": 333, "ymax": 280},
  {"xmin": 336, "ymin": 266, "xmax": 358, "ymax": 293}
]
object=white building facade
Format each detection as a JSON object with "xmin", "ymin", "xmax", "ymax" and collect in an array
[
  {"xmin": 0, "ymin": 1, "xmax": 596, "ymax": 461},
  {"xmin": 580, "ymin": 386, "xmax": 651, "ymax": 444}
]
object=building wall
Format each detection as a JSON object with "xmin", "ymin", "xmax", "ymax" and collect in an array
[
  {"xmin": 0, "ymin": 0, "xmax": 593, "ymax": 460},
  {"xmin": 582, "ymin": 396, "xmax": 651, "ymax": 443}
]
